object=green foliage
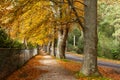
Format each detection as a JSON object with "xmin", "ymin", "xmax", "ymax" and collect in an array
[
  {"xmin": 98, "ymin": 1, "xmax": 120, "ymax": 40},
  {"xmin": 61, "ymin": 59, "xmax": 70, "ymax": 62},
  {"xmin": 111, "ymin": 46, "xmax": 120, "ymax": 60},
  {"xmin": 98, "ymin": 29, "xmax": 120, "ymax": 60},
  {"xmin": 11, "ymin": 40, "xmax": 24, "ymax": 48},
  {"xmin": 0, "ymin": 28, "xmax": 12, "ymax": 48},
  {"xmin": 75, "ymin": 72, "xmax": 111, "ymax": 80},
  {"xmin": 27, "ymin": 42, "xmax": 37, "ymax": 49},
  {"xmin": 0, "ymin": 27, "xmax": 37, "ymax": 49},
  {"xmin": 97, "ymin": 1, "xmax": 120, "ymax": 60},
  {"xmin": 0, "ymin": 27, "xmax": 23, "ymax": 48},
  {"xmin": 67, "ymin": 27, "xmax": 83, "ymax": 54},
  {"xmin": 76, "ymin": 36, "xmax": 84, "ymax": 54}
]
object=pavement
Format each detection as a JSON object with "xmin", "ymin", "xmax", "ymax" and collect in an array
[{"xmin": 36, "ymin": 55, "xmax": 77, "ymax": 80}]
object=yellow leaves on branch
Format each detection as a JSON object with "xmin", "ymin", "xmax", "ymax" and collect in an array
[
  {"xmin": 0, "ymin": 0, "xmax": 85, "ymax": 45},
  {"xmin": 11, "ymin": 1, "xmax": 53, "ymax": 44}
]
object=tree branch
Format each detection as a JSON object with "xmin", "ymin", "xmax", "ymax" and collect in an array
[{"xmin": 67, "ymin": 0, "xmax": 84, "ymax": 30}]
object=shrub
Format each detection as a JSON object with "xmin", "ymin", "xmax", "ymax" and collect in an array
[
  {"xmin": 0, "ymin": 27, "xmax": 24, "ymax": 48},
  {"xmin": 0, "ymin": 28, "xmax": 12, "ymax": 48},
  {"xmin": 27, "ymin": 42, "xmax": 37, "ymax": 49},
  {"xmin": 98, "ymin": 34, "xmax": 120, "ymax": 60},
  {"xmin": 111, "ymin": 47, "xmax": 120, "ymax": 60}
]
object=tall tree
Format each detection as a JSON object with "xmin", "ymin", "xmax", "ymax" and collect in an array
[
  {"xmin": 51, "ymin": 27, "xmax": 56, "ymax": 56},
  {"xmin": 80, "ymin": 0, "xmax": 101, "ymax": 76},
  {"xmin": 50, "ymin": 0, "xmax": 70, "ymax": 59},
  {"xmin": 47, "ymin": 41, "xmax": 51, "ymax": 54},
  {"xmin": 56, "ymin": 24, "xmax": 69, "ymax": 59}
]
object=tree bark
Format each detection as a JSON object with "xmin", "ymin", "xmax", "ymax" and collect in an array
[
  {"xmin": 51, "ymin": 39, "xmax": 56, "ymax": 56},
  {"xmin": 50, "ymin": 0, "xmax": 70, "ymax": 59},
  {"xmin": 73, "ymin": 35, "xmax": 76, "ymax": 46},
  {"xmin": 37, "ymin": 44, "xmax": 40, "ymax": 54},
  {"xmin": 47, "ymin": 41, "xmax": 51, "ymax": 54},
  {"xmin": 23, "ymin": 37, "xmax": 28, "ymax": 49},
  {"xmin": 43, "ymin": 45, "xmax": 47, "ymax": 52},
  {"xmin": 80, "ymin": 0, "xmax": 101, "ymax": 76},
  {"xmin": 56, "ymin": 25, "xmax": 69, "ymax": 59}
]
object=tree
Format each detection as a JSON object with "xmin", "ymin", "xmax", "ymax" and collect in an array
[
  {"xmin": 56, "ymin": 24, "xmax": 70, "ymax": 59},
  {"xmin": 47, "ymin": 41, "xmax": 51, "ymax": 54},
  {"xmin": 51, "ymin": 27, "xmax": 57, "ymax": 56},
  {"xmin": 50, "ymin": 0, "xmax": 84, "ymax": 59},
  {"xmin": 50, "ymin": 0, "xmax": 71, "ymax": 59},
  {"xmin": 80, "ymin": 0, "xmax": 101, "ymax": 76}
]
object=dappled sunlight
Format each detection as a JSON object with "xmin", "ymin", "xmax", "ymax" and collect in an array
[
  {"xmin": 43, "ymin": 55, "xmax": 52, "ymax": 59},
  {"xmin": 39, "ymin": 55, "xmax": 57, "ymax": 65},
  {"xmin": 39, "ymin": 59, "xmax": 56, "ymax": 65}
]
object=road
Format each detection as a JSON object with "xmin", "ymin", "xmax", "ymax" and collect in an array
[{"xmin": 66, "ymin": 54, "xmax": 120, "ymax": 69}]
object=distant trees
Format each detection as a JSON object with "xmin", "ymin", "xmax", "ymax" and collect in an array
[
  {"xmin": 98, "ymin": 0, "xmax": 120, "ymax": 60},
  {"xmin": 67, "ymin": 26, "xmax": 83, "ymax": 53}
]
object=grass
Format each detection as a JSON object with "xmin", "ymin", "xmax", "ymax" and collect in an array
[
  {"xmin": 75, "ymin": 72, "xmax": 112, "ymax": 80},
  {"xmin": 56, "ymin": 57, "xmax": 70, "ymax": 62},
  {"xmin": 58, "ymin": 58, "xmax": 120, "ymax": 80},
  {"xmin": 61, "ymin": 59, "xmax": 70, "ymax": 62}
]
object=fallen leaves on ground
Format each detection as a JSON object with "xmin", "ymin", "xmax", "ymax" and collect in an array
[
  {"xmin": 58, "ymin": 59, "xmax": 120, "ymax": 80},
  {"xmin": 6, "ymin": 53, "xmax": 120, "ymax": 80},
  {"xmin": 7, "ymin": 55, "xmax": 48, "ymax": 80}
]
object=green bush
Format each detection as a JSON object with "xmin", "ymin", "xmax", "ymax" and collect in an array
[
  {"xmin": 98, "ymin": 33, "xmax": 120, "ymax": 60},
  {"xmin": 0, "ymin": 28, "xmax": 12, "ymax": 48},
  {"xmin": 76, "ymin": 37, "xmax": 84, "ymax": 54},
  {"xmin": 11, "ymin": 40, "xmax": 25, "ymax": 48},
  {"xmin": 111, "ymin": 47, "xmax": 120, "ymax": 60},
  {"xmin": 27, "ymin": 42, "xmax": 37, "ymax": 49},
  {"xmin": 0, "ymin": 27, "xmax": 24, "ymax": 48}
]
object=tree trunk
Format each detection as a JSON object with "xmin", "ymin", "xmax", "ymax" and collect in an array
[
  {"xmin": 56, "ymin": 25, "xmax": 69, "ymax": 59},
  {"xmin": 23, "ymin": 37, "xmax": 28, "ymax": 49},
  {"xmin": 73, "ymin": 35, "xmax": 76, "ymax": 46},
  {"xmin": 51, "ymin": 39, "xmax": 56, "ymax": 56},
  {"xmin": 47, "ymin": 41, "xmax": 51, "ymax": 54},
  {"xmin": 80, "ymin": 0, "xmax": 101, "ymax": 76},
  {"xmin": 43, "ymin": 45, "xmax": 47, "ymax": 52},
  {"xmin": 37, "ymin": 44, "xmax": 40, "ymax": 54}
]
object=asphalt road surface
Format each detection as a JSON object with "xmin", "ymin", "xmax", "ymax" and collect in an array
[{"xmin": 66, "ymin": 54, "xmax": 120, "ymax": 69}]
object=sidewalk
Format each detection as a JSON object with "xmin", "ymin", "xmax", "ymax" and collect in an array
[{"xmin": 7, "ymin": 51, "xmax": 77, "ymax": 80}]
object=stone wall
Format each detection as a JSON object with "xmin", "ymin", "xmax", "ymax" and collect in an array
[{"xmin": 0, "ymin": 48, "xmax": 38, "ymax": 80}]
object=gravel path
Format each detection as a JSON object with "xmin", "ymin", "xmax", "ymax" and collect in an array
[{"xmin": 36, "ymin": 55, "xmax": 77, "ymax": 80}]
